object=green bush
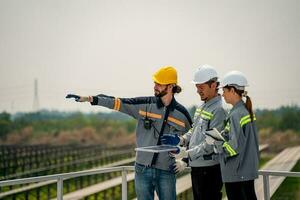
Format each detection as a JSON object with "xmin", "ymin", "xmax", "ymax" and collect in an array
[{"xmin": 256, "ymin": 105, "xmax": 300, "ymax": 133}]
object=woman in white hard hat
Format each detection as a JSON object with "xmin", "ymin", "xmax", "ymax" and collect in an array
[{"xmin": 206, "ymin": 71, "xmax": 259, "ymax": 200}]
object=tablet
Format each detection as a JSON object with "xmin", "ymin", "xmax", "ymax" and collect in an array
[
  {"xmin": 205, "ymin": 128, "xmax": 225, "ymax": 141},
  {"xmin": 135, "ymin": 145, "xmax": 178, "ymax": 153}
]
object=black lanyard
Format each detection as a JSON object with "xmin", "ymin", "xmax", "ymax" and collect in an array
[{"xmin": 151, "ymin": 106, "xmax": 170, "ymax": 166}]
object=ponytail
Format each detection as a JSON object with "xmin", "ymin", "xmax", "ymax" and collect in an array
[
  {"xmin": 225, "ymin": 86, "xmax": 254, "ymax": 121},
  {"xmin": 245, "ymin": 95, "xmax": 254, "ymax": 121},
  {"xmin": 172, "ymin": 85, "xmax": 182, "ymax": 94}
]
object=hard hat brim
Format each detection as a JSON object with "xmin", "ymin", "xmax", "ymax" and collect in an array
[
  {"xmin": 191, "ymin": 80, "xmax": 205, "ymax": 84},
  {"xmin": 152, "ymin": 76, "xmax": 177, "ymax": 85},
  {"xmin": 152, "ymin": 76, "xmax": 162, "ymax": 84},
  {"xmin": 220, "ymin": 84, "xmax": 248, "ymax": 90},
  {"xmin": 191, "ymin": 78, "xmax": 219, "ymax": 85}
]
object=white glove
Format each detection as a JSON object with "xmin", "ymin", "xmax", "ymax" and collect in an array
[
  {"xmin": 173, "ymin": 160, "xmax": 187, "ymax": 173},
  {"xmin": 214, "ymin": 140, "xmax": 224, "ymax": 154},
  {"xmin": 213, "ymin": 146, "xmax": 218, "ymax": 154},
  {"xmin": 179, "ymin": 136, "xmax": 185, "ymax": 146},
  {"xmin": 169, "ymin": 147, "xmax": 188, "ymax": 159},
  {"xmin": 205, "ymin": 135, "xmax": 215, "ymax": 145}
]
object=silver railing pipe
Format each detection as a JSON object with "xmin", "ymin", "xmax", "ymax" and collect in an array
[
  {"xmin": 1, "ymin": 167, "xmax": 299, "ymax": 200},
  {"xmin": 258, "ymin": 170, "xmax": 300, "ymax": 200}
]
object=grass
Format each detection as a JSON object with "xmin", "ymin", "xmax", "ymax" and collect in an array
[
  {"xmin": 259, "ymin": 153, "xmax": 274, "ymax": 168},
  {"xmin": 271, "ymin": 161, "xmax": 300, "ymax": 200}
]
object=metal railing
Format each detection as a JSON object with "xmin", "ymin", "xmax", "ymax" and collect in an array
[
  {"xmin": 0, "ymin": 167, "xmax": 299, "ymax": 200},
  {"xmin": 259, "ymin": 170, "xmax": 300, "ymax": 200},
  {"xmin": 0, "ymin": 166, "xmax": 135, "ymax": 200}
]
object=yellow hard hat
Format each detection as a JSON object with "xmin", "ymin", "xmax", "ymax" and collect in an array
[{"xmin": 152, "ymin": 66, "xmax": 178, "ymax": 85}]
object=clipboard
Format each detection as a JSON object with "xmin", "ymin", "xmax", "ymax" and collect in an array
[
  {"xmin": 135, "ymin": 145, "xmax": 178, "ymax": 153},
  {"xmin": 205, "ymin": 128, "xmax": 225, "ymax": 141}
]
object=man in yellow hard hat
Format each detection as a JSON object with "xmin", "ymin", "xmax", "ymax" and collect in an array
[{"xmin": 66, "ymin": 66, "xmax": 192, "ymax": 200}]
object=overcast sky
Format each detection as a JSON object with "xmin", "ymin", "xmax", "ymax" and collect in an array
[{"xmin": 0, "ymin": 0, "xmax": 299, "ymax": 113}]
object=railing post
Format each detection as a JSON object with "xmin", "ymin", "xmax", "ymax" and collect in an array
[
  {"xmin": 122, "ymin": 168, "xmax": 128, "ymax": 200},
  {"xmin": 262, "ymin": 174, "xmax": 270, "ymax": 200},
  {"xmin": 57, "ymin": 177, "xmax": 64, "ymax": 200}
]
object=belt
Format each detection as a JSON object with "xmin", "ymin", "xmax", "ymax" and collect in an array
[{"xmin": 135, "ymin": 162, "xmax": 151, "ymax": 168}]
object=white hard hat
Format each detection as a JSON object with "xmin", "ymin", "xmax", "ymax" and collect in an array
[
  {"xmin": 191, "ymin": 64, "xmax": 218, "ymax": 84},
  {"xmin": 221, "ymin": 71, "xmax": 249, "ymax": 89}
]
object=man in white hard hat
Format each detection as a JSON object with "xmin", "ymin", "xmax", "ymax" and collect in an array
[{"xmin": 161, "ymin": 65, "xmax": 226, "ymax": 200}]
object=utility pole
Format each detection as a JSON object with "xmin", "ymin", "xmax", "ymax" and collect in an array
[{"xmin": 33, "ymin": 79, "xmax": 39, "ymax": 112}]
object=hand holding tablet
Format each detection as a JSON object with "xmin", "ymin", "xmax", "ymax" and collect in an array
[{"xmin": 205, "ymin": 128, "xmax": 225, "ymax": 141}]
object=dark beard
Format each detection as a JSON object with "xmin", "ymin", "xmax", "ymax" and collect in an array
[
  {"xmin": 201, "ymin": 96, "xmax": 208, "ymax": 102},
  {"xmin": 155, "ymin": 87, "xmax": 168, "ymax": 97}
]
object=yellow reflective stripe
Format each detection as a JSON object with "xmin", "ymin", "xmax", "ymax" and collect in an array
[
  {"xmin": 240, "ymin": 117, "xmax": 257, "ymax": 127},
  {"xmin": 241, "ymin": 118, "xmax": 251, "ymax": 127},
  {"xmin": 202, "ymin": 110, "xmax": 213, "ymax": 118},
  {"xmin": 196, "ymin": 109, "xmax": 213, "ymax": 120},
  {"xmin": 201, "ymin": 114, "xmax": 212, "ymax": 120},
  {"xmin": 113, "ymin": 98, "xmax": 118, "ymax": 110},
  {"xmin": 138, "ymin": 110, "xmax": 162, "ymax": 119},
  {"xmin": 240, "ymin": 115, "xmax": 250, "ymax": 124},
  {"xmin": 194, "ymin": 113, "xmax": 200, "ymax": 117},
  {"xmin": 116, "ymin": 98, "xmax": 121, "ymax": 111},
  {"xmin": 195, "ymin": 108, "xmax": 213, "ymax": 120},
  {"xmin": 187, "ymin": 127, "xmax": 194, "ymax": 134},
  {"xmin": 222, "ymin": 142, "xmax": 237, "ymax": 157},
  {"xmin": 197, "ymin": 108, "xmax": 213, "ymax": 115},
  {"xmin": 240, "ymin": 115, "xmax": 250, "ymax": 122},
  {"xmin": 194, "ymin": 108, "xmax": 202, "ymax": 118},
  {"xmin": 168, "ymin": 116, "xmax": 186, "ymax": 128},
  {"xmin": 196, "ymin": 108, "xmax": 202, "ymax": 113},
  {"xmin": 113, "ymin": 98, "xmax": 121, "ymax": 111},
  {"xmin": 240, "ymin": 115, "xmax": 256, "ymax": 127},
  {"xmin": 225, "ymin": 124, "xmax": 230, "ymax": 131}
]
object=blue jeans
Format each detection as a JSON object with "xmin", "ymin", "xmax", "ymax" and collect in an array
[{"xmin": 135, "ymin": 163, "xmax": 176, "ymax": 200}]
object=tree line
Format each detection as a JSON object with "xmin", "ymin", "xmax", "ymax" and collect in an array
[{"xmin": 0, "ymin": 105, "xmax": 299, "ymax": 143}]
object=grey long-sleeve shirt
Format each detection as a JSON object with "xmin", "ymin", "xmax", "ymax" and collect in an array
[
  {"xmin": 91, "ymin": 94, "xmax": 192, "ymax": 171},
  {"xmin": 217, "ymin": 100, "xmax": 259, "ymax": 182},
  {"xmin": 184, "ymin": 95, "xmax": 227, "ymax": 167}
]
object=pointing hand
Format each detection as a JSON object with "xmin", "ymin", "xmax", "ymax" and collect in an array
[{"xmin": 66, "ymin": 94, "xmax": 82, "ymax": 102}]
